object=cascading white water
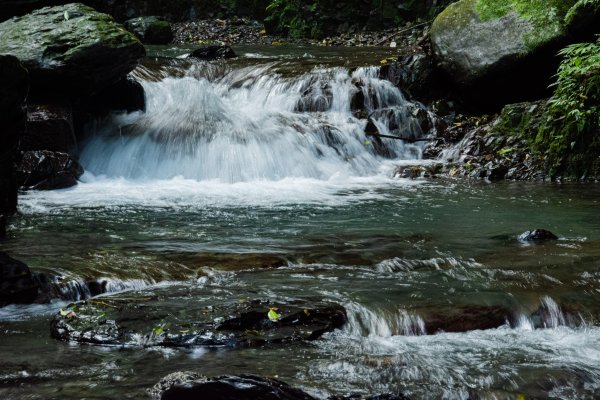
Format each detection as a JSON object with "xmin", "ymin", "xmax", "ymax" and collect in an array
[
  {"xmin": 80, "ymin": 63, "xmax": 430, "ymax": 183},
  {"xmin": 344, "ymin": 301, "xmax": 426, "ymax": 337}
]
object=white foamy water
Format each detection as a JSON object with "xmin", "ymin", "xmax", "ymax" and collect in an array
[
  {"xmin": 18, "ymin": 171, "xmax": 424, "ymax": 213},
  {"xmin": 314, "ymin": 325, "xmax": 600, "ymax": 399},
  {"xmin": 17, "ymin": 63, "xmax": 435, "ymax": 212}
]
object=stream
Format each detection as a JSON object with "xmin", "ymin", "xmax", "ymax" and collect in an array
[{"xmin": 1, "ymin": 46, "xmax": 599, "ymax": 400}]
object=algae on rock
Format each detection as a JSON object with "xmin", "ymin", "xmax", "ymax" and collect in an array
[{"xmin": 0, "ymin": 3, "xmax": 145, "ymax": 96}]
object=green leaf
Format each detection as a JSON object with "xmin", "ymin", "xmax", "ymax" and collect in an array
[
  {"xmin": 267, "ymin": 308, "xmax": 281, "ymax": 322},
  {"xmin": 153, "ymin": 324, "xmax": 165, "ymax": 336}
]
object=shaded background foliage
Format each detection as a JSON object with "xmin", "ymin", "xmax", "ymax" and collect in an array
[
  {"xmin": 0, "ymin": 0, "xmax": 453, "ymax": 35},
  {"xmin": 263, "ymin": 0, "xmax": 453, "ymax": 38},
  {"xmin": 537, "ymin": 35, "xmax": 600, "ymax": 177}
]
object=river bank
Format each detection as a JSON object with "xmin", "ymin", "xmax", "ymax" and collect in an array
[{"xmin": 171, "ymin": 17, "xmax": 430, "ymax": 48}]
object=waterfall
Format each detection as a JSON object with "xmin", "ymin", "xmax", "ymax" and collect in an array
[{"xmin": 80, "ymin": 62, "xmax": 432, "ymax": 183}]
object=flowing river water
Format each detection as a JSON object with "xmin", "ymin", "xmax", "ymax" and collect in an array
[{"xmin": 1, "ymin": 46, "xmax": 600, "ymax": 399}]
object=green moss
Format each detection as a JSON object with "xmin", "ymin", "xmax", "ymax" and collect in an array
[{"xmin": 475, "ymin": 0, "xmax": 578, "ymax": 48}]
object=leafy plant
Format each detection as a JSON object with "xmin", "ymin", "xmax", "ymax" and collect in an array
[{"xmin": 536, "ymin": 35, "xmax": 600, "ymax": 177}]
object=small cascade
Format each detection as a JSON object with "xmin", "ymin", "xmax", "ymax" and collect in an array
[
  {"xmin": 80, "ymin": 61, "xmax": 433, "ymax": 182},
  {"xmin": 344, "ymin": 301, "xmax": 426, "ymax": 337},
  {"xmin": 35, "ymin": 274, "xmax": 153, "ymax": 303},
  {"xmin": 517, "ymin": 296, "xmax": 585, "ymax": 329}
]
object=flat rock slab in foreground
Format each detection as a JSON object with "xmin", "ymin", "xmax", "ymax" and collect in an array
[
  {"xmin": 51, "ymin": 295, "xmax": 347, "ymax": 347},
  {"xmin": 152, "ymin": 372, "xmax": 409, "ymax": 400},
  {"xmin": 0, "ymin": 3, "xmax": 145, "ymax": 96}
]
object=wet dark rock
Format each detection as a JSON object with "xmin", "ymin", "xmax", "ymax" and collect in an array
[
  {"xmin": 161, "ymin": 252, "xmax": 288, "ymax": 271},
  {"xmin": 485, "ymin": 163, "xmax": 509, "ymax": 182},
  {"xmin": 422, "ymin": 305, "xmax": 510, "ymax": 334},
  {"xmin": 0, "ymin": 3, "xmax": 145, "ymax": 97},
  {"xmin": 22, "ymin": 103, "xmax": 76, "ymax": 152},
  {"xmin": 188, "ymin": 45, "xmax": 236, "ymax": 60},
  {"xmin": 350, "ymin": 85, "xmax": 365, "ymax": 113},
  {"xmin": 0, "ymin": 252, "xmax": 39, "ymax": 307},
  {"xmin": 51, "ymin": 297, "xmax": 347, "ymax": 347},
  {"xmin": 149, "ymin": 371, "xmax": 204, "ymax": 399},
  {"xmin": 0, "ymin": 55, "xmax": 29, "ymax": 220},
  {"xmin": 518, "ymin": 229, "xmax": 559, "ymax": 243},
  {"xmin": 380, "ymin": 55, "xmax": 445, "ymax": 103},
  {"xmin": 80, "ymin": 75, "xmax": 145, "ymax": 114},
  {"xmin": 159, "ymin": 374, "xmax": 317, "ymax": 400},
  {"xmin": 16, "ymin": 150, "xmax": 83, "ymax": 190},
  {"xmin": 86, "ymin": 280, "xmax": 108, "ymax": 297},
  {"xmin": 124, "ymin": 16, "xmax": 173, "ymax": 44},
  {"xmin": 330, "ymin": 395, "xmax": 410, "ymax": 400}
]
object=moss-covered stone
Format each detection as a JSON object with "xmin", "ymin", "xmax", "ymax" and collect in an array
[
  {"xmin": 475, "ymin": 0, "xmax": 576, "ymax": 48},
  {"xmin": 430, "ymin": 0, "xmax": 596, "ymax": 105},
  {"xmin": 0, "ymin": 3, "xmax": 145, "ymax": 96}
]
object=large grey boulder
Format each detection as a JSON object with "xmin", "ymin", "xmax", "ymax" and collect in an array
[
  {"xmin": 0, "ymin": 3, "xmax": 145, "ymax": 97},
  {"xmin": 429, "ymin": 0, "xmax": 597, "ymax": 105}
]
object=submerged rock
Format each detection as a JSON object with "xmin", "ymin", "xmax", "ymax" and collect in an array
[
  {"xmin": 159, "ymin": 374, "xmax": 317, "ymax": 400},
  {"xmin": 51, "ymin": 297, "xmax": 347, "ymax": 347},
  {"xmin": 0, "ymin": 3, "xmax": 145, "ymax": 97},
  {"xmin": 124, "ymin": 16, "xmax": 173, "ymax": 44},
  {"xmin": 0, "ymin": 252, "xmax": 39, "ymax": 307},
  {"xmin": 421, "ymin": 305, "xmax": 510, "ymax": 333},
  {"xmin": 188, "ymin": 45, "xmax": 236, "ymax": 60},
  {"xmin": 153, "ymin": 373, "xmax": 408, "ymax": 400},
  {"xmin": 518, "ymin": 229, "xmax": 559, "ymax": 243},
  {"xmin": 16, "ymin": 150, "xmax": 83, "ymax": 190}
]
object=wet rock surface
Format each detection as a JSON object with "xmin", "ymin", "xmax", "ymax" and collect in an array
[
  {"xmin": 418, "ymin": 100, "xmax": 561, "ymax": 182},
  {"xmin": 159, "ymin": 374, "xmax": 317, "ymax": 400},
  {"xmin": 518, "ymin": 229, "xmax": 559, "ymax": 243},
  {"xmin": 16, "ymin": 150, "xmax": 83, "ymax": 190},
  {"xmin": 79, "ymin": 75, "xmax": 145, "ymax": 115},
  {"xmin": 188, "ymin": 45, "xmax": 237, "ymax": 60},
  {"xmin": 152, "ymin": 372, "xmax": 410, "ymax": 400},
  {"xmin": 124, "ymin": 16, "xmax": 173, "ymax": 44},
  {"xmin": 22, "ymin": 103, "xmax": 76, "ymax": 152},
  {"xmin": 51, "ymin": 295, "xmax": 347, "ymax": 347},
  {"xmin": 0, "ymin": 55, "xmax": 28, "ymax": 221},
  {"xmin": 0, "ymin": 252, "xmax": 39, "ymax": 306},
  {"xmin": 0, "ymin": 3, "xmax": 145, "ymax": 97},
  {"xmin": 421, "ymin": 305, "xmax": 511, "ymax": 334}
]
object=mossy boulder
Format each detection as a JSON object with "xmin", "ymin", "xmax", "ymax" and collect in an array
[
  {"xmin": 124, "ymin": 16, "xmax": 173, "ymax": 44},
  {"xmin": 430, "ymin": 0, "xmax": 596, "ymax": 106},
  {"xmin": 0, "ymin": 3, "xmax": 145, "ymax": 97}
]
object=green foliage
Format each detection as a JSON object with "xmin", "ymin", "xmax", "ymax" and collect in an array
[
  {"xmin": 263, "ymin": 0, "xmax": 450, "ymax": 38},
  {"xmin": 536, "ymin": 36, "xmax": 600, "ymax": 177}
]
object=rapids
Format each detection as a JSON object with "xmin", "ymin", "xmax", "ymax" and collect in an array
[{"xmin": 1, "ymin": 46, "xmax": 599, "ymax": 400}]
